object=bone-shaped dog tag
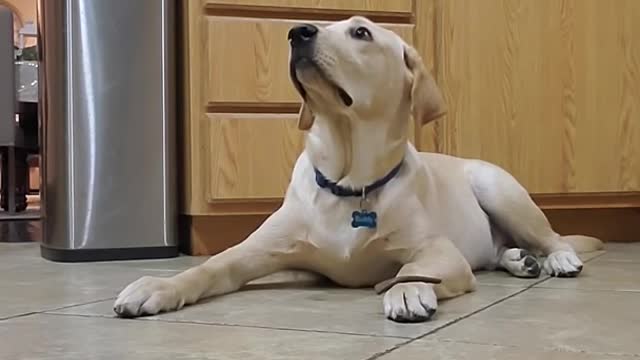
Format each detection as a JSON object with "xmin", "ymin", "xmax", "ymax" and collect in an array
[
  {"xmin": 351, "ymin": 210, "xmax": 377, "ymax": 229},
  {"xmin": 352, "ymin": 189, "xmax": 377, "ymax": 228}
]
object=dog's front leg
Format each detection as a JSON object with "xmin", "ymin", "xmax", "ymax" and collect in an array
[
  {"xmin": 383, "ymin": 236, "xmax": 476, "ymax": 322},
  {"xmin": 113, "ymin": 205, "xmax": 306, "ymax": 318}
]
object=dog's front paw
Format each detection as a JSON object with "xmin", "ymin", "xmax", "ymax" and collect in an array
[
  {"xmin": 383, "ymin": 282, "xmax": 437, "ymax": 323},
  {"xmin": 543, "ymin": 250, "xmax": 583, "ymax": 277},
  {"xmin": 113, "ymin": 276, "xmax": 185, "ymax": 318}
]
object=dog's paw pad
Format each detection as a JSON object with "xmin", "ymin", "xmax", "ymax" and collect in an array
[
  {"xmin": 522, "ymin": 255, "xmax": 541, "ymax": 276},
  {"xmin": 501, "ymin": 248, "xmax": 541, "ymax": 278}
]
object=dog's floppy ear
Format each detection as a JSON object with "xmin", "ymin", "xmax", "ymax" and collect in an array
[
  {"xmin": 403, "ymin": 45, "xmax": 446, "ymax": 126},
  {"xmin": 297, "ymin": 102, "xmax": 314, "ymax": 130}
]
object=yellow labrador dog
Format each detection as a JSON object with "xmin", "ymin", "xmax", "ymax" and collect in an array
[{"xmin": 114, "ymin": 17, "xmax": 603, "ymax": 322}]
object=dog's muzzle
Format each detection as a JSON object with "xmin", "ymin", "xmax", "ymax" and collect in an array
[
  {"xmin": 288, "ymin": 23, "xmax": 318, "ymax": 48},
  {"xmin": 288, "ymin": 24, "xmax": 353, "ymax": 107},
  {"xmin": 288, "ymin": 24, "xmax": 317, "ymax": 101}
]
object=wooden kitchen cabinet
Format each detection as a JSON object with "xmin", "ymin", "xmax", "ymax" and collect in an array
[
  {"xmin": 205, "ymin": 17, "xmax": 413, "ymax": 105},
  {"xmin": 181, "ymin": 0, "xmax": 639, "ymax": 255},
  {"xmin": 180, "ymin": 0, "xmax": 420, "ymax": 253},
  {"xmin": 206, "ymin": 113, "xmax": 304, "ymax": 201},
  {"xmin": 206, "ymin": 0, "xmax": 412, "ymax": 13},
  {"xmin": 428, "ymin": 0, "xmax": 640, "ymax": 195}
]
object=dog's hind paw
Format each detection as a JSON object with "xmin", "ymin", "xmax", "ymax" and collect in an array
[
  {"xmin": 500, "ymin": 248, "xmax": 541, "ymax": 278},
  {"xmin": 543, "ymin": 250, "xmax": 583, "ymax": 277}
]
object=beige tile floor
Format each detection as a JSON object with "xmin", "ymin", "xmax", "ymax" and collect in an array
[{"xmin": 0, "ymin": 242, "xmax": 638, "ymax": 359}]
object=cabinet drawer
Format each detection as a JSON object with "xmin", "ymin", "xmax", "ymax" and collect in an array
[
  {"xmin": 206, "ymin": 17, "xmax": 414, "ymax": 105},
  {"xmin": 206, "ymin": 114, "xmax": 304, "ymax": 201},
  {"xmin": 206, "ymin": 0, "xmax": 412, "ymax": 13}
]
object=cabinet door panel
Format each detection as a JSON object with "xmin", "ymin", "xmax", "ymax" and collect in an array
[
  {"xmin": 438, "ymin": 0, "xmax": 640, "ymax": 193},
  {"xmin": 207, "ymin": 114, "xmax": 304, "ymax": 201},
  {"xmin": 206, "ymin": 17, "xmax": 414, "ymax": 104},
  {"xmin": 206, "ymin": 0, "xmax": 412, "ymax": 13}
]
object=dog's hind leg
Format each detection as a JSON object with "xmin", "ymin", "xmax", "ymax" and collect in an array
[{"xmin": 466, "ymin": 160, "xmax": 603, "ymax": 278}]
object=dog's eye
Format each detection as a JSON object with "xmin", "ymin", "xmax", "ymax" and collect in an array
[{"xmin": 352, "ymin": 27, "xmax": 372, "ymax": 41}]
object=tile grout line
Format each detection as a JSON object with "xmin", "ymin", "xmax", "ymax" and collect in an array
[
  {"xmin": 363, "ymin": 251, "xmax": 609, "ymax": 360},
  {"xmin": 533, "ymin": 286, "xmax": 640, "ymax": 293},
  {"xmin": 363, "ymin": 277, "xmax": 551, "ymax": 360},
  {"xmin": 436, "ymin": 338, "xmax": 640, "ymax": 358},
  {"xmin": 0, "ymin": 311, "xmax": 39, "ymax": 322},
  {"xmin": 532, "ymin": 251, "xmax": 637, "ymax": 293},
  {"xmin": 581, "ymin": 251, "xmax": 608, "ymax": 264},
  {"xmin": 42, "ymin": 297, "xmax": 117, "ymax": 313},
  {"xmin": 2, "ymin": 252, "xmax": 610, "ymax": 341},
  {"xmin": 0, "ymin": 297, "xmax": 115, "ymax": 322},
  {"xmin": 42, "ymin": 312, "xmax": 412, "ymax": 340}
]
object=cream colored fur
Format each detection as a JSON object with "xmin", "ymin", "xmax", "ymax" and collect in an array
[{"xmin": 114, "ymin": 17, "xmax": 603, "ymax": 322}]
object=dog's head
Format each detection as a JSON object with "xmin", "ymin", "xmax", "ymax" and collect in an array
[{"xmin": 288, "ymin": 16, "xmax": 446, "ymax": 130}]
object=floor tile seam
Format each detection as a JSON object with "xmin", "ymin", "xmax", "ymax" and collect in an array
[
  {"xmin": 532, "ymin": 286, "xmax": 640, "ymax": 293},
  {"xmin": 0, "ymin": 297, "xmax": 115, "ymax": 322},
  {"xmin": 0, "ymin": 311, "xmax": 39, "ymax": 322},
  {"xmin": 583, "ymin": 251, "xmax": 608, "ymax": 264},
  {"xmin": 362, "ymin": 250, "xmax": 631, "ymax": 360},
  {"xmin": 42, "ymin": 312, "xmax": 412, "ymax": 340},
  {"xmin": 363, "ymin": 278, "xmax": 549, "ymax": 360},
  {"xmin": 527, "ymin": 250, "xmax": 608, "ymax": 289},
  {"xmin": 587, "ymin": 259, "xmax": 640, "ymax": 265},
  {"xmin": 433, "ymin": 339, "xmax": 640, "ymax": 358},
  {"xmin": 40, "ymin": 297, "xmax": 117, "ymax": 316}
]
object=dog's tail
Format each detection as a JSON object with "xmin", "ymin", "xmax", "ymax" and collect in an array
[{"xmin": 560, "ymin": 235, "xmax": 604, "ymax": 253}]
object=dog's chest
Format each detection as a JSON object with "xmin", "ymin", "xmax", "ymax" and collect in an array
[
  {"xmin": 305, "ymin": 230, "xmax": 397, "ymax": 287},
  {"xmin": 301, "ymin": 200, "xmax": 400, "ymax": 286},
  {"xmin": 309, "ymin": 220, "xmax": 379, "ymax": 259}
]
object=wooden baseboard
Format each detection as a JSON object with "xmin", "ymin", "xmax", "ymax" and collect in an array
[
  {"xmin": 182, "ymin": 207, "xmax": 639, "ymax": 256},
  {"xmin": 181, "ymin": 214, "xmax": 268, "ymax": 256},
  {"xmin": 533, "ymin": 192, "xmax": 640, "ymax": 210},
  {"xmin": 543, "ymin": 208, "xmax": 639, "ymax": 243}
]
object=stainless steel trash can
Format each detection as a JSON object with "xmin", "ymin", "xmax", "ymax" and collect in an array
[
  {"xmin": 0, "ymin": 7, "xmax": 15, "ymax": 150},
  {"xmin": 38, "ymin": 0, "xmax": 178, "ymax": 261}
]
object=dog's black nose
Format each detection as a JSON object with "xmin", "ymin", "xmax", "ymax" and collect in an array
[{"xmin": 288, "ymin": 24, "xmax": 318, "ymax": 46}]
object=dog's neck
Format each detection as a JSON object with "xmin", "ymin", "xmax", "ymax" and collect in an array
[{"xmin": 305, "ymin": 110, "xmax": 409, "ymax": 190}]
